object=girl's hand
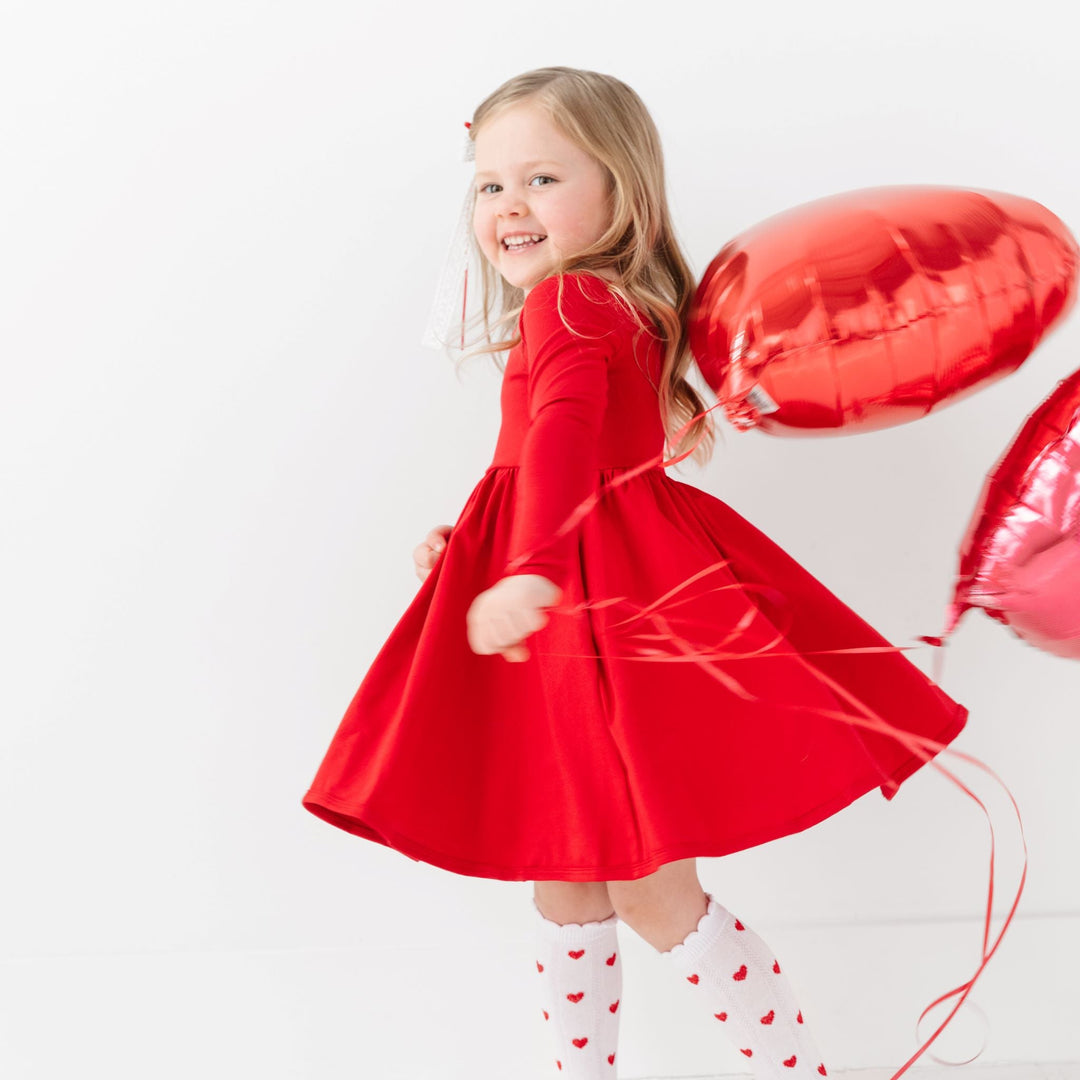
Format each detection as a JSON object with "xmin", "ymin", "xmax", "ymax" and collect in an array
[
  {"xmin": 466, "ymin": 574, "xmax": 563, "ymax": 663},
  {"xmin": 413, "ymin": 524, "xmax": 453, "ymax": 582}
]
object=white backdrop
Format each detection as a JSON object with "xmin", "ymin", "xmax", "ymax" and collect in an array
[{"xmin": 1, "ymin": 1, "xmax": 1077, "ymax": 1077}]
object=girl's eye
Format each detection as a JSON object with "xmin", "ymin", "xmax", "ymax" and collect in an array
[{"xmin": 478, "ymin": 175, "xmax": 556, "ymax": 195}]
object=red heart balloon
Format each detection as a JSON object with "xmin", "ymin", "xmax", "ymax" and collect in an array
[
  {"xmin": 942, "ymin": 365, "xmax": 1080, "ymax": 658},
  {"xmin": 689, "ymin": 186, "xmax": 1078, "ymax": 435}
]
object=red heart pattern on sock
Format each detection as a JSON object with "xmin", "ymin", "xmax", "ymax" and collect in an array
[
  {"xmin": 536, "ymin": 906, "xmax": 621, "ymax": 1076},
  {"xmin": 663, "ymin": 897, "xmax": 832, "ymax": 1080}
]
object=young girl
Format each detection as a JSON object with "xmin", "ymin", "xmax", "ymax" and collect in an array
[{"xmin": 302, "ymin": 67, "xmax": 969, "ymax": 1078}]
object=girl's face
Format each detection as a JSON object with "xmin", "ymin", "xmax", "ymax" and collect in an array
[{"xmin": 472, "ymin": 101, "xmax": 614, "ymax": 297}]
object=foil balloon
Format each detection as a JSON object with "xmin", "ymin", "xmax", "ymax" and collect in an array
[
  {"xmin": 934, "ymin": 366, "xmax": 1080, "ymax": 658},
  {"xmin": 689, "ymin": 186, "xmax": 1078, "ymax": 435}
]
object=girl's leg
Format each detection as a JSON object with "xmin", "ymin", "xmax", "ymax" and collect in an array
[
  {"xmin": 607, "ymin": 859, "xmax": 829, "ymax": 1079},
  {"xmin": 532, "ymin": 881, "xmax": 623, "ymax": 1076}
]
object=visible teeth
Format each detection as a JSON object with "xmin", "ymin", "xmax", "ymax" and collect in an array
[{"xmin": 503, "ymin": 234, "xmax": 545, "ymax": 247}]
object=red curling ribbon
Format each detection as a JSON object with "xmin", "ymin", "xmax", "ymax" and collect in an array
[{"xmin": 499, "ymin": 396, "xmax": 1027, "ymax": 1076}]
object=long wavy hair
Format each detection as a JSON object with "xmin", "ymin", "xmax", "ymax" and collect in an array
[{"xmin": 456, "ymin": 66, "xmax": 716, "ymax": 468}]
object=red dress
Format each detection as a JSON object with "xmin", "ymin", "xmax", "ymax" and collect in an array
[{"xmin": 301, "ymin": 271, "xmax": 969, "ymax": 882}]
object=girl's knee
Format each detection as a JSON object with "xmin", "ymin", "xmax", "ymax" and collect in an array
[
  {"xmin": 533, "ymin": 880, "xmax": 614, "ymax": 925},
  {"xmin": 606, "ymin": 857, "xmax": 703, "ymax": 917}
]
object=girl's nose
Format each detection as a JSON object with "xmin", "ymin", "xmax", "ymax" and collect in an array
[{"xmin": 495, "ymin": 190, "xmax": 529, "ymax": 215}]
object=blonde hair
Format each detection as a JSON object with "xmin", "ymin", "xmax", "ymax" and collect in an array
[{"xmin": 457, "ymin": 66, "xmax": 716, "ymax": 468}]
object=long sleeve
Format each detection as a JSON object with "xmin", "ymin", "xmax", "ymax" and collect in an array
[{"xmin": 502, "ymin": 274, "xmax": 614, "ymax": 592}]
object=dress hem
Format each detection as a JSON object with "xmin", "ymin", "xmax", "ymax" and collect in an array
[
  {"xmin": 301, "ymin": 701, "xmax": 968, "ymax": 882},
  {"xmin": 877, "ymin": 701, "xmax": 968, "ymax": 801}
]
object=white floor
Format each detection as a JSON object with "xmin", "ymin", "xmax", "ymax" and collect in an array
[
  {"xmin": 671, "ymin": 1068, "xmax": 1080, "ymax": 1080},
  {"xmin": 1, "ymin": 914, "xmax": 1076, "ymax": 1078}
]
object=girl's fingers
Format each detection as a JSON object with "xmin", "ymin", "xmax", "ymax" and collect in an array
[
  {"xmin": 513, "ymin": 608, "xmax": 545, "ymax": 640},
  {"xmin": 427, "ymin": 526, "xmax": 451, "ymax": 551},
  {"xmin": 413, "ymin": 537, "xmax": 447, "ymax": 579}
]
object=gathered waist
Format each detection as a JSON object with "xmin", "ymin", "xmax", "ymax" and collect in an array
[{"xmin": 485, "ymin": 461, "xmax": 667, "ymax": 474}]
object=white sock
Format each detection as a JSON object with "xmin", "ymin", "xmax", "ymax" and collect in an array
[
  {"xmin": 532, "ymin": 897, "xmax": 622, "ymax": 1076},
  {"xmin": 660, "ymin": 892, "xmax": 829, "ymax": 1079}
]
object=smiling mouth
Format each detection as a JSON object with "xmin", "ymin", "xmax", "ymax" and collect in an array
[{"xmin": 502, "ymin": 236, "xmax": 547, "ymax": 252}]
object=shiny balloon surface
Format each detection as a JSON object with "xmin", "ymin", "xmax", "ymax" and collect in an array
[
  {"xmin": 944, "ymin": 366, "xmax": 1080, "ymax": 658},
  {"xmin": 689, "ymin": 186, "xmax": 1078, "ymax": 435}
]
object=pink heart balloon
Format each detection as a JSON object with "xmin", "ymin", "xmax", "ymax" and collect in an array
[
  {"xmin": 941, "ymin": 366, "xmax": 1080, "ymax": 658},
  {"xmin": 689, "ymin": 186, "xmax": 1078, "ymax": 435}
]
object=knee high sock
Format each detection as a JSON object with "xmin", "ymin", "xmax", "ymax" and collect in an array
[
  {"xmin": 531, "ymin": 897, "xmax": 622, "ymax": 1076},
  {"xmin": 659, "ymin": 892, "xmax": 829, "ymax": 1079}
]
